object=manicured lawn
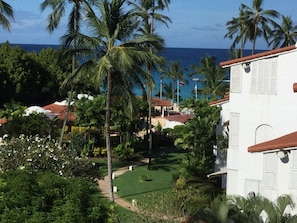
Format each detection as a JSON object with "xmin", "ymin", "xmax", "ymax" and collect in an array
[{"xmin": 113, "ymin": 151, "xmax": 186, "ymax": 203}]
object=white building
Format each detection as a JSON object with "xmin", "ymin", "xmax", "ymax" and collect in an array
[{"xmin": 220, "ymin": 44, "xmax": 297, "ymax": 201}]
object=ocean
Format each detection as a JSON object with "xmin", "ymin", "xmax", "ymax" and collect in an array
[{"xmin": 13, "ymin": 43, "xmax": 260, "ymax": 99}]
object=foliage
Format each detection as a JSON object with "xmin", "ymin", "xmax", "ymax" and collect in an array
[
  {"xmin": 225, "ymin": 0, "xmax": 279, "ymax": 55},
  {"xmin": 0, "ymin": 1, "xmax": 14, "ymax": 31},
  {"xmin": 268, "ymin": 15, "xmax": 297, "ymax": 49},
  {"xmin": 191, "ymin": 55, "xmax": 229, "ymax": 101},
  {"xmin": 137, "ymin": 185, "xmax": 219, "ymax": 222},
  {"xmin": 161, "ymin": 61, "xmax": 188, "ymax": 103},
  {"xmin": 188, "ymin": 194, "xmax": 297, "ymax": 223},
  {"xmin": 0, "ymin": 42, "xmax": 72, "ymax": 106},
  {"xmin": 74, "ymin": 95, "xmax": 106, "ymax": 130},
  {"xmin": 0, "ymin": 135, "xmax": 102, "ymax": 179},
  {"xmin": 113, "ymin": 142, "xmax": 141, "ymax": 161},
  {"xmin": 0, "ymin": 170, "xmax": 111, "ymax": 223},
  {"xmin": 173, "ymin": 99, "xmax": 220, "ymax": 179}
]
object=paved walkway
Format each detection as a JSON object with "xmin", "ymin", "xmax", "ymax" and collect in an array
[{"xmin": 97, "ymin": 160, "xmax": 148, "ymax": 212}]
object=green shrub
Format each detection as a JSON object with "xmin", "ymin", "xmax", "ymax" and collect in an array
[
  {"xmin": 0, "ymin": 135, "xmax": 102, "ymax": 179},
  {"xmin": 0, "ymin": 171, "xmax": 112, "ymax": 222}
]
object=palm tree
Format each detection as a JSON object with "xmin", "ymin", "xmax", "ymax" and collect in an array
[
  {"xmin": 62, "ymin": 0, "xmax": 161, "ymax": 201},
  {"xmin": 129, "ymin": 0, "xmax": 171, "ymax": 170},
  {"xmin": 240, "ymin": 0, "xmax": 279, "ymax": 54},
  {"xmin": 161, "ymin": 61, "xmax": 187, "ymax": 104},
  {"xmin": 225, "ymin": 8, "xmax": 250, "ymax": 57},
  {"xmin": 161, "ymin": 82, "xmax": 172, "ymax": 100},
  {"xmin": 192, "ymin": 56, "xmax": 228, "ymax": 101},
  {"xmin": 269, "ymin": 15, "xmax": 297, "ymax": 49},
  {"xmin": 0, "ymin": 1, "xmax": 14, "ymax": 31},
  {"xmin": 40, "ymin": 0, "xmax": 95, "ymax": 146},
  {"xmin": 190, "ymin": 194, "xmax": 297, "ymax": 223}
]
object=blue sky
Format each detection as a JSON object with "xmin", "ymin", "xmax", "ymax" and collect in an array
[{"xmin": 1, "ymin": 0, "xmax": 297, "ymax": 49}]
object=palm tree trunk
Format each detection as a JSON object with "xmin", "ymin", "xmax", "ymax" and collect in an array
[
  {"xmin": 106, "ymin": 71, "xmax": 114, "ymax": 202},
  {"xmin": 147, "ymin": 0, "xmax": 155, "ymax": 170},
  {"xmin": 59, "ymin": 4, "xmax": 78, "ymax": 147}
]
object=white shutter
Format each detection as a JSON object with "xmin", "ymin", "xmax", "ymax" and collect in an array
[
  {"xmin": 270, "ymin": 60, "xmax": 277, "ymax": 95},
  {"xmin": 231, "ymin": 65, "xmax": 242, "ymax": 93},
  {"xmin": 291, "ymin": 150, "xmax": 297, "ymax": 187},
  {"xmin": 263, "ymin": 153, "xmax": 277, "ymax": 188},
  {"xmin": 257, "ymin": 61, "xmax": 265, "ymax": 94},
  {"xmin": 251, "ymin": 63, "xmax": 257, "ymax": 93},
  {"xmin": 229, "ymin": 113, "xmax": 239, "ymax": 149},
  {"xmin": 250, "ymin": 59, "xmax": 278, "ymax": 95}
]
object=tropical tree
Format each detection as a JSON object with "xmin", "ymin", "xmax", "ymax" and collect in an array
[
  {"xmin": 225, "ymin": 8, "xmax": 250, "ymax": 57},
  {"xmin": 160, "ymin": 82, "xmax": 172, "ymax": 100},
  {"xmin": 174, "ymin": 99, "xmax": 220, "ymax": 180},
  {"xmin": 189, "ymin": 194, "xmax": 297, "ymax": 223},
  {"xmin": 268, "ymin": 15, "xmax": 297, "ymax": 49},
  {"xmin": 0, "ymin": 0, "xmax": 14, "ymax": 31},
  {"xmin": 161, "ymin": 61, "xmax": 188, "ymax": 104},
  {"xmin": 62, "ymin": 0, "xmax": 162, "ymax": 201},
  {"xmin": 128, "ymin": 0, "xmax": 171, "ymax": 170},
  {"xmin": 192, "ymin": 56, "xmax": 228, "ymax": 101},
  {"xmin": 40, "ymin": 0, "xmax": 95, "ymax": 146},
  {"xmin": 240, "ymin": 0, "xmax": 279, "ymax": 54}
]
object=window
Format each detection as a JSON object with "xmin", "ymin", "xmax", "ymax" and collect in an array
[
  {"xmin": 291, "ymin": 150, "xmax": 297, "ymax": 188},
  {"xmin": 263, "ymin": 153, "xmax": 277, "ymax": 188},
  {"xmin": 230, "ymin": 65, "xmax": 242, "ymax": 93},
  {"xmin": 229, "ymin": 113, "xmax": 240, "ymax": 150},
  {"xmin": 251, "ymin": 58, "xmax": 277, "ymax": 95}
]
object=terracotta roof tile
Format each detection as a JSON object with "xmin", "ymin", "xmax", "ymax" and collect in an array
[
  {"xmin": 165, "ymin": 114, "xmax": 193, "ymax": 123},
  {"xmin": 0, "ymin": 118, "xmax": 7, "ymax": 125},
  {"xmin": 220, "ymin": 45, "xmax": 297, "ymax": 68},
  {"xmin": 151, "ymin": 97, "xmax": 172, "ymax": 107},
  {"xmin": 43, "ymin": 102, "xmax": 75, "ymax": 121},
  {"xmin": 248, "ymin": 131, "xmax": 297, "ymax": 153},
  {"xmin": 209, "ymin": 92, "xmax": 230, "ymax": 106}
]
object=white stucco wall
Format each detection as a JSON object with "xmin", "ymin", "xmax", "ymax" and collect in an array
[
  {"xmin": 226, "ymin": 49, "xmax": 297, "ymax": 200},
  {"xmin": 164, "ymin": 120, "xmax": 183, "ymax": 129}
]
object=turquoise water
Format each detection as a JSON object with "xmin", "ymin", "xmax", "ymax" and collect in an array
[{"xmin": 14, "ymin": 44, "xmax": 262, "ymax": 99}]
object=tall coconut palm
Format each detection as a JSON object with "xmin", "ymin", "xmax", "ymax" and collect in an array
[
  {"xmin": 193, "ymin": 56, "xmax": 228, "ymax": 101},
  {"xmin": 269, "ymin": 15, "xmax": 297, "ymax": 49},
  {"xmin": 40, "ymin": 0, "xmax": 95, "ymax": 146},
  {"xmin": 161, "ymin": 61, "xmax": 187, "ymax": 104},
  {"xmin": 62, "ymin": 0, "xmax": 162, "ymax": 201},
  {"xmin": 129, "ymin": 0, "xmax": 171, "ymax": 170},
  {"xmin": 240, "ymin": 0, "xmax": 279, "ymax": 54},
  {"xmin": 225, "ymin": 8, "xmax": 250, "ymax": 57},
  {"xmin": 0, "ymin": 1, "xmax": 14, "ymax": 31}
]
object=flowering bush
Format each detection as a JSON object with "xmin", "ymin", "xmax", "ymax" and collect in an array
[{"xmin": 0, "ymin": 135, "xmax": 102, "ymax": 179}]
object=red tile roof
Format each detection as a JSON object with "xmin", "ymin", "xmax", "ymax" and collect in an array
[
  {"xmin": 43, "ymin": 102, "xmax": 76, "ymax": 121},
  {"xmin": 0, "ymin": 118, "xmax": 7, "ymax": 125},
  {"xmin": 151, "ymin": 97, "xmax": 172, "ymax": 107},
  {"xmin": 220, "ymin": 45, "xmax": 297, "ymax": 68},
  {"xmin": 248, "ymin": 131, "xmax": 297, "ymax": 153},
  {"xmin": 165, "ymin": 114, "xmax": 193, "ymax": 123},
  {"xmin": 209, "ymin": 92, "xmax": 230, "ymax": 106}
]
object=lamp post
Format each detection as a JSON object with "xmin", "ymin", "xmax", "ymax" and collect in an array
[{"xmin": 192, "ymin": 78, "xmax": 200, "ymax": 101}]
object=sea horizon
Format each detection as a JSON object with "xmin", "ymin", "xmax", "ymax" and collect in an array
[{"xmin": 7, "ymin": 43, "xmax": 265, "ymax": 100}]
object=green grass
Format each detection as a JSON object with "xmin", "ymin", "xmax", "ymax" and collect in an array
[
  {"xmin": 113, "ymin": 151, "xmax": 186, "ymax": 202},
  {"xmin": 114, "ymin": 205, "xmax": 144, "ymax": 223},
  {"xmin": 91, "ymin": 158, "xmax": 131, "ymax": 176}
]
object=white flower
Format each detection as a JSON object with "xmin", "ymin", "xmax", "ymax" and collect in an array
[{"xmin": 27, "ymin": 158, "xmax": 32, "ymax": 162}]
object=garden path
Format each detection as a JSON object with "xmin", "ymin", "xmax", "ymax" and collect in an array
[{"xmin": 97, "ymin": 159, "xmax": 148, "ymax": 212}]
